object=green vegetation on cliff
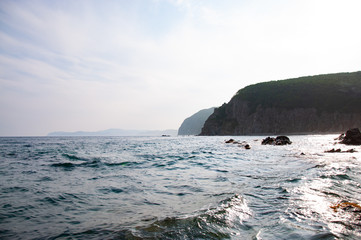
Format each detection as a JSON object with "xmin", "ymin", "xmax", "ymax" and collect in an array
[
  {"xmin": 235, "ymin": 71, "xmax": 361, "ymax": 113},
  {"xmin": 201, "ymin": 71, "xmax": 361, "ymax": 135}
]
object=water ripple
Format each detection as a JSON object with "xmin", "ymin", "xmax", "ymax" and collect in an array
[{"xmin": 0, "ymin": 135, "xmax": 360, "ymax": 239}]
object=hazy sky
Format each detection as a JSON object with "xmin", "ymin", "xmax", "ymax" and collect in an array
[{"xmin": 1, "ymin": 0, "xmax": 360, "ymax": 136}]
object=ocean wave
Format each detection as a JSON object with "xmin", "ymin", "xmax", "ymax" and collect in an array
[
  {"xmin": 1, "ymin": 135, "xmax": 360, "ymax": 239},
  {"xmin": 131, "ymin": 194, "xmax": 253, "ymax": 239},
  {"xmin": 97, "ymin": 187, "xmax": 125, "ymax": 194},
  {"xmin": 51, "ymin": 162, "xmax": 76, "ymax": 169},
  {"xmin": 50, "ymin": 158, "xmax": 141, "ymax": 170},
  {"xmin": 62, "ymin": 153, "xmax": 87, "ymax": 161},
  {"xmin": 104, "ymin": 161, "xmax": 140, "ymax": 167}
]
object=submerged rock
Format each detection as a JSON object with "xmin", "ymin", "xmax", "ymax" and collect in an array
[
  {"xmin": 262, "ymin": 136, "xmax": 292, "ymax": 145},
  {"xmin": 261, "ymin": 137, "xmax": 275, "ymax": 145},
  {"xmin": 225, "ymin": 139, "xmax": 251, "ymax": 149},
  {"xmin": 325, "ymin": 148, "xmax": 342, "ymax": 153},
  {"xmin": 325, "ymin": 148, "xmax": 357, "ymax": 153},
  {"xmin": 330, "ymin": 201, "xmax": 361, "ymax": 213},
  {"xmin": 225, "ymin": 139, "xmax": 237, "ymax": 144},
  {"xmin": 346, "ymin": 149, "xmax": 357, "ymax": 153},
  {"xmin": 340, "ymin": 128, "xmax": 361, "ymax": 145}
]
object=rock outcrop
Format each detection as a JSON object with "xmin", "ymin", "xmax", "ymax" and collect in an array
[
  {"xmin": 262, "ymin": 136, "xmax": 292, "ymax": 145},
  {"xmin": 200, "ymin": 72, "xmax": 361, "ymax": 135},
  {"xmin": 339, "ymin": 128, "xmax": 361, "ymax": 145}
]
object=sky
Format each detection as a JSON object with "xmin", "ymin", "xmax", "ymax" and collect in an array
[{"xmin": 1, "ymin": 0, "xmax": 361, "ymax": 136}]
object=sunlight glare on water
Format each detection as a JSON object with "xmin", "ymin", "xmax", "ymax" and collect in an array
[{"xmin": 285, "ymin": 135, "xmax": 361, "ymax": 239}]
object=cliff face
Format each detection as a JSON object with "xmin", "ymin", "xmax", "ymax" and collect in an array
[
  {"xmin": 201, "ymin": 71, "xmax": 361, "ymax": 135},
  {"xmin": 178, "ymin": 107, "xmax": 215, "ymax": 135}
]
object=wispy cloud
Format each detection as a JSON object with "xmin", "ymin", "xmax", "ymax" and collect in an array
[{"xmin": 1, "ymin": 0, "xmax": 361, "ymax": 135}]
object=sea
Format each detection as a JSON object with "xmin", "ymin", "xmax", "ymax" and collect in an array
[{"xmin": 0, "ymin": 135, "xmax": 360, "ymax": 240}]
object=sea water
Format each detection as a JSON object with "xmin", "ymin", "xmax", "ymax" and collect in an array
[{"xmin": 0, "ymin": 135, "xmax": 360, "ymax": 239}]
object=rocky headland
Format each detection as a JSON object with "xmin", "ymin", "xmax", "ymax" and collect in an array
[{"xmin": 200, "ymin": 71, "xmax": 361, "ymax": 135}]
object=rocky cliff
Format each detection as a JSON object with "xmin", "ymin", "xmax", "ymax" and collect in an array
[
  {"xmin": 178, "ymin": 107, "xmax": 215, "ymax": 135},
  {"xmin": 200, "ymin": 71, "xmax": 361, "ymax": 135}
]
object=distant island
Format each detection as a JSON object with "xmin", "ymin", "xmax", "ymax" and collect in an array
[
  {"xmin": 200, "ymin": 71, "xmax": 361, "ymax": 135},
  {"xmin": 48, "ymin": 129, "xmax": 178, "ymax": 137},
  {"xmin": 178, "ymin": 107, "xmax": 215, "ymax": 135}
]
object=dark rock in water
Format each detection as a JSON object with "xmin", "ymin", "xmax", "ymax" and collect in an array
[
  {"xmin": 325, "ymin": 148, "xmax": 357, "ymax": 153},
  {"xmin": 225, "ymin": 139, "xmax": 251, "ymax": 149},
  {"xmin": 346, "ymin": 148, "xmax": 357, "ymax": 153},
  {"xmin": 340, "ymin": 128, "xmax": 361, "ymax": 145},
  {"xmin": 325, "ymin": 148, "xmax": 342, "ymax": 153},
  {"xmin": 261, "ymin": 137, "xmax": 275, "ymax": 145},
  {"xmin": 262, "ymin": 136, "xmax": 291, "ymax": 145},
  {"xmin": 335, "ymin": 133, "xmax": 345, "ymax": 140},
  {"xmin": 275, "ymin": 136, "xmax": 292, "ymax": 145}
]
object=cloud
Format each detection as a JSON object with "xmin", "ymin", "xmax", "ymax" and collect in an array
[{"xmin": 0, "ymin": 0, "xmax": 361, "ymax": 135}]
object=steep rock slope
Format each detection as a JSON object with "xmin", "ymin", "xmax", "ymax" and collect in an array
[{"xmin": 200, "ymin": 71, "xmax": 361, "ymax": 135}]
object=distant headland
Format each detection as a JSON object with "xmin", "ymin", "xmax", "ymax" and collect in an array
[
  {"xmin": 199, "ymin": 71, "xmax": 361, "ymax": 135},
  {"xmin": 178, "ymin": 107, "xmax": 215, "ymax": 136},
  {"xmin": 48, "ymin": 129, "xmax": 177, "ymax": 137}
]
